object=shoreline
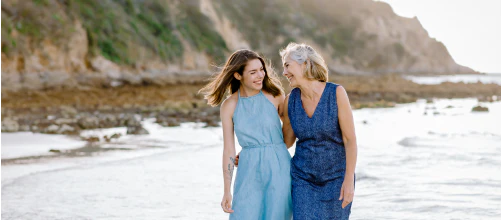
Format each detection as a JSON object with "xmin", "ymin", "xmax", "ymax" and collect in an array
[
  {"xmin": 2, "ymin": 75, "xmax": 500, "ymax": 136},
  {"xmin": 2, "ymin": 97, "xmax": 499, "ymax": 220}
]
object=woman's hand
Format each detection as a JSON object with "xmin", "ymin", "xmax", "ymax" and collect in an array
[
  {"xmin": 221, "ymin": 193, "xmax": 234, "ymax": 213},
  {"xmin": 234, "ymin": 153, "xmax": 240, "ymax": 166},
  {"xmin": 339, "ymin": 175, "xmax": 355, "ymax": 209}
]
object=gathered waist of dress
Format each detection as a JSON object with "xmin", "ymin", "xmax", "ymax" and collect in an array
[{"xmin": 241, "ymin": 143, "xmax": 287, "ymax": 149}]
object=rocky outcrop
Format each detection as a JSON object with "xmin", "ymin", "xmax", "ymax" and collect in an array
[
  {"xmin": 472, "ymin": 105, "xmax": 489, "ymax": 112},
  {"xmin": 1, "ymin": 0, "xmax": 476, "ymax": 92},
  {"xmin": 351, "ymin": 1, "xmax": 474, "ymax": 74},
  {"xmin": 199, "ymin": 0, "xmax": 250, "ymax": 51},
  {"xmin": 1, "ymin": 117, "xmax": 19, "ymax": 132},
  {"xmin": 126, "ymin": 125, "xmax": 149, "ymax": 135}
]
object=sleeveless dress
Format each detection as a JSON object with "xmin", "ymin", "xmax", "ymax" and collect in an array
[
  {"xmin": 288, "ymin": 82, "xmax": 353, "ymax": 219},
  {"xmin": 230, "ymin": 90, "xmax": 293, "ymax": 220}
]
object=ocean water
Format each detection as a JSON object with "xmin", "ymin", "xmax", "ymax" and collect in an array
[
  {"xmin": 2, "ymin": 98, "xmax": 500, "ymax": 219},
  {"xmin": 404, "ymin": 73, "xmax": 501, "ymax": 85}
]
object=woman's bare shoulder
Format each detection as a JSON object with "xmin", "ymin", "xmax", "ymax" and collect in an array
[{"xmin": 220, "ymin": 93, "xmax": 238, "ymax": 113}]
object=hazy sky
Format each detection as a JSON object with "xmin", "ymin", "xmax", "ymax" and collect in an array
[{"xmin": 376, "ymin": 0, "xmax": 501, "ymax": 73}]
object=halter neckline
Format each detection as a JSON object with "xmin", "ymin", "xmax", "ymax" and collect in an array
[{"xmin": 238, "ymin": 89, "xmax": 263, "ymax": 99}]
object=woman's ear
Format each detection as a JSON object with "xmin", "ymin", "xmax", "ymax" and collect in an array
[{"xmin": 234, "ymin": 72, "xmax": 242, "ymax": 81}]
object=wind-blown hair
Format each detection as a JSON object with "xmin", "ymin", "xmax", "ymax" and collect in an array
[{"xmin": 199, "ymin": 49, "xmax": 283, "ymax": 106}]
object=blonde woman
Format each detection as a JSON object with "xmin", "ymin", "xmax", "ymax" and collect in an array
[{"xmin": 281, "ymin": 43, "xmax": 357, "ymax": 219}]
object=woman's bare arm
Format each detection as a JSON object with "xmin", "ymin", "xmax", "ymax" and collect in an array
[
  {"xmin": 220, "ymin": 98, "xmax": 237, "ymax": 194},
  {"xmin": 282, "ymin": 94, "xmax": 296, "ymax": 148},
  {"xmin": 336, "ymin": 86, "xmax": 357, "ymax": 208}
]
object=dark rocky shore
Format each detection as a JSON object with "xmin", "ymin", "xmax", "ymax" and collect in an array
[{"xmin": 2, "ymin": 75, "xmax": 500, "ymax": 137}]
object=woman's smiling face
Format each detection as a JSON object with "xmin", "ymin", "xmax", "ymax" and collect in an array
[
  {"xmin": 237, "ymin": 59, "xmax": 265, "ymax": 91},
  {"xmin": 282, "ymin": 56, "xmax": 306, "ymax": 88}
]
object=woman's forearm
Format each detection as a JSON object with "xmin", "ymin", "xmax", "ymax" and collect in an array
[
  {"xmin": 283, "ymin": 128, "xmax": 296, "ymax": 148},
  {"xmin": 282, "ymin": 118, "xmax": 296, "ymax": 148},
  {"xmin": 222, "ymin": 148, "xmax": 236, "ymax": 194},
  {"xmin": 344, "ymin": 139, "xmax": 357, "ymax": 178}
]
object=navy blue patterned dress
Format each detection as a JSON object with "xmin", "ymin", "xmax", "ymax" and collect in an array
[{"xmin": 288, "ymin": 82, "xmax": 353, "ymax": 219}]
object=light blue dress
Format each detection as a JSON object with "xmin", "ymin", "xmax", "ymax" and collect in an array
[{"xmin": 230, "ymin": 90, "xmax": 293, "ymax": 220}]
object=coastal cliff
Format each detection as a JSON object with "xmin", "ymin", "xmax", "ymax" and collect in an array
[{"xmin": 1, "ymin": 0, "xmax": 475, "ymax": 91}]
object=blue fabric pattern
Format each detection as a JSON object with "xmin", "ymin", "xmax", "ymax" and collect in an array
[
  {"xmin": 288, "ymin": 82, "xmax": 353, "ymax": 219},
  {"xmin": 230, "ymin": 90, "xmax": 293, "ymax": 220}
]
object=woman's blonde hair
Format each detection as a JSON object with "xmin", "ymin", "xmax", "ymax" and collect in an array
[
  {"xmin": 279, "ymin": 42, "xmax": 328, "ymax": 82},
  {"xmin": 199, "ymin": 49, "xmax": 284, "ymax": 106}
]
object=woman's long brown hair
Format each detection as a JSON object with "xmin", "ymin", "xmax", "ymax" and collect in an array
[{"xmin": 199, "ymin": 49, "xmax": 284, "ymax": 106}]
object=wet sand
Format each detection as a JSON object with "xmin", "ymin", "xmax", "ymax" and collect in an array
[{"xmin": 2, "ymin": 99, "xmax": 500, "ymax": 219}]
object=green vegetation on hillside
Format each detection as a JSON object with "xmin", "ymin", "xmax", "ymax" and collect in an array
[
  {"xmin": 1, "ymin": 0, "xmax": 228, "ymax": 64},
  {"xmin": 1, "ymin": 0, "xmax": 409, "ymax": 70}
]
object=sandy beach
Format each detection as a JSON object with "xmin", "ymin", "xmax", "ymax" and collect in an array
[{"xmin": 2, "ymin": 98, "xmax": 500, "ymax": 219}]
